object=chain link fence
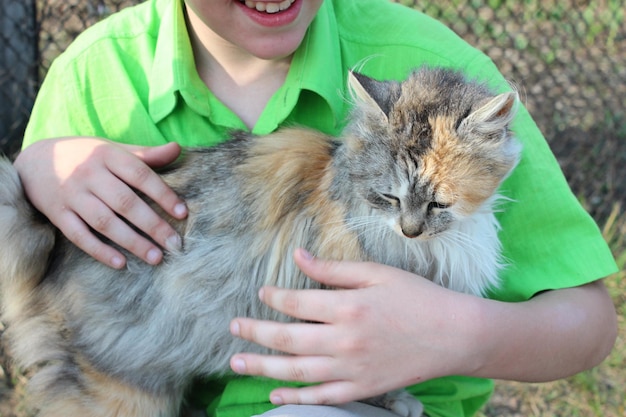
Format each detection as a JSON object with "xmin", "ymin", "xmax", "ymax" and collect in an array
[
  {"xmin": 1, "ymin": 0, "xmax": 625, "ymax": 217},
  {"xmin": 408, "ymin": 0, "xmax": 626, "ymax": 137},
  {"xmin": 0, "ymin": 0, "xmax": 140, "ymax": 157},
  {"xmin": 0, "ymin": 0, "xmax": 37, "ymax": 157}
]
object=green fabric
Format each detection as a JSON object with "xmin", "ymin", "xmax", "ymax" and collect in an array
[
  {"xmin": 188, "ymin": 376, "xmax": 494, "ymax": 417},
  {"xmin": 23, "ymin": 0, "xmax": 618, "ymax": 416}
]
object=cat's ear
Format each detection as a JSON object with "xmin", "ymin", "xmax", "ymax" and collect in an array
[
  {"xmin": 459, "ymin": 91, "xmax": 518, "ymax": 135},
  {"xmin": 460, "ymin": 91, "xmax": 522, "ymax": 175},
  {"xmin": 348, "ymin": 71, "xmax": 401, "ymax": 120}
]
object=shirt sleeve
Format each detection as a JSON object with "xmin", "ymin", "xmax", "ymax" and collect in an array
[
  {"xmin": 23, "ymin": 58, "xmax": 99, "ymax": 148},
  {"xmin": 491, "ymin": 103, "xmax": 617, "ymax": 301}
]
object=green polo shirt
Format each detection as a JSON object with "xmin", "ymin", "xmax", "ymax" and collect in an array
[{"xmin": 23, "ymin": 1, "xmax": 617, "ymax": 416}]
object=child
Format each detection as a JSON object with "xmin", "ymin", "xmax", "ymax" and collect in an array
[{"xmin": 16, "ymin": 1, "xmax": 617, "ymax": 416}]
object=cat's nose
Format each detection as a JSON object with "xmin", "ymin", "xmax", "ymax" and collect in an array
[{"xmin": 401, "ymin": 225, "xmax": 424, "ymax": 238}]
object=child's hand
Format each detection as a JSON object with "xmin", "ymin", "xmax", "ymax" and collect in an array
[
  {"xmin": 14, "ymin": 137, "xmax": 188, "ymax": 268},
  {"xmin": 229, "ymin": 248, "xmax": 482, "ymax": 405}
]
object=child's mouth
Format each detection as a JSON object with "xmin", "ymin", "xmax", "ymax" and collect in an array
[{"xmin": 240, "ymin": 0, "xmax": 296, "ymax": 14}]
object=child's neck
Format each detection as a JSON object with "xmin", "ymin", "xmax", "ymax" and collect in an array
[{"xmin": 185, "ymin": 7, "xmax": 292, "ymax": 130}]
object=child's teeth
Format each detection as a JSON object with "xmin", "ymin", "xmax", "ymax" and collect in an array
[
  {"xmin": 279, "ymin": 0, "xmax": 293, "ymax": 10},
  {"xmin": 243, "ymin": 0, "xmax": 296, "ymax": 14}
]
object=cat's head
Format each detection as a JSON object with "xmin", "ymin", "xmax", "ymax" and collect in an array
[{"xmin": 342, "ymin": 67, "xmax": 522, "ymax": 239}]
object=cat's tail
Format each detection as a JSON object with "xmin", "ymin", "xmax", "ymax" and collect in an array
[{"xmin": 0, "ymin": 155, "xmax": 55, "ymax": 322}]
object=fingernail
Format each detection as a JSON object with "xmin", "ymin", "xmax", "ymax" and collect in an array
[
  {"xmin": 111, "ymin": 256, "xmax": 125, "ymax": 269},
  {"xmin": 146, "ymin": 248, "xmax": 162, "ymax": 264},
  {"xmin": 166, "ymin": 234, "xmax": 182, "ymax": 251},
  {"xmin": 231, "ymin": 358, "xmax": 246, "ymax": 373},
  {"xmin": 270, "ymin": 395, "xmax": 284, "ymax": 405},
  {"xmin": 174, "ymin": 203, "xmax": 187, "ymax": 218},
  {"xmin": 230, "ymin": 320, "xmax": 240, "ymax": 336},
  {"xmin": 300, "ymin": 248, "xmax": 314, "ymax": 260}
]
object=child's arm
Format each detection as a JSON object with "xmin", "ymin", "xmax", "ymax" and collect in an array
[{"xmin": 229, "ymin": 249, "xmax": 618, "ymax": 405}]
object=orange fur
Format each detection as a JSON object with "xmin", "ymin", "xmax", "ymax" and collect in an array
[
  {"xmin": 238, "ymin": 128, "xmax": 333, "ymax": 229},
  {"xmin": 423, "ymin": 115, "xmax": 503, "ymax": 215},
  {"xmin": 30, "ymin": 357, "xmax": 178, "ymax": 417},
  {"xmin": 238, "ymin": 128, "xmax": 364, "ymax": 279}
]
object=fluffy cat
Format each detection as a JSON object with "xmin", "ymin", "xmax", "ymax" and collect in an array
[{"xmin": 0, "ymin": 67, "xmax": 521, "ymax": 417}]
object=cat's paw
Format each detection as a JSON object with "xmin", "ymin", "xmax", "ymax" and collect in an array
[
  {"xmin": 363, "ymin": 390, "xmax": 424, "ymax": 417},
  {"xmin": 385, "ymin": 390, "xmax": 424, "ymax": 417}
]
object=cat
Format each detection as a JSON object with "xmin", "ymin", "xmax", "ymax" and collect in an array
[{"xmin": 0, "ymin": 67, "xmax": 521, "ymax": 417}]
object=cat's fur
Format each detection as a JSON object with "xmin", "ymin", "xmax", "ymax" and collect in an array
[{"xmin": 0, "ymin": 67, "xmax": 521, "ymax": 417}]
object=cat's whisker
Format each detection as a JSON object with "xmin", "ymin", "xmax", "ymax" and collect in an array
[
  {"xmin": 341, "ymin": 218, "xmax": 390, "ymax": 240},
  {"xmin": 439, "ymin": 229, "xmax": 483, "ymax": 250},
  {"xmin": 441, "ymin": 229, "xmax": 474, "ymax": 245}
]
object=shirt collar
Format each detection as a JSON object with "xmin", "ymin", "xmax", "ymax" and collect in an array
[
  {"xmin": 148, "ymin": 0, "xmax": 345, "ymax": 131},
  {"xmin": 149, "ymin": 0, "xmax": 208, "ymax": 123},
  {"xmin": 287, "ymin": 0, "xmax": 345, "ymax": 127}
]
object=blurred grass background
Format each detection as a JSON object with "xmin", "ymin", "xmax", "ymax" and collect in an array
[{"xmin": 1, "ymin": 0, "xmax": 625, "ymax": 416}]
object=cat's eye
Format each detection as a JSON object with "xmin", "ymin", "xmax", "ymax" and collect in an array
[
  {"xmin": 427, "ymin": 201, "xmax": 450, "ymax": 212},
  {"xmin": 367, "ymin": 192, "xmax": 401, "ymax": 209},
  {"xmin": 379, "ymin": 193, "xmax": 400, "ymax": 207}
]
